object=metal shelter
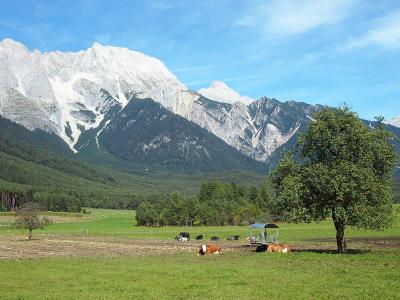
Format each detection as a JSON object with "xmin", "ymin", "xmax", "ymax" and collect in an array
[{"xmin": 248, "ymin": 223, "xmax": 279, "ymax": 246}]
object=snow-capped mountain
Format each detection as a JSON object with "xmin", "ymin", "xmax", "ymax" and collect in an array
[
  {"xmin": 198, "ymin": 81, "xmax": 254, "ymax": 105},
  {"xmin": 385, "ymin": 117, "xmax": 400, "ymax": 128},
  {"xmin": 189, "ymin": 96, "xmax": 321, "ymax": 162},
  {"xmin": 0, "ymin": 38, "xmax": 195, "ymax": 151},
  {"xmin": 0, "ymin": 38, "xmax": 319, "ymax": 164}
]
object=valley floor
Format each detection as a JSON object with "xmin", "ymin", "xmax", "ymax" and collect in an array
[{"xmin": 0, "ymin": 208, "xmax": 399, "ymax": 299}]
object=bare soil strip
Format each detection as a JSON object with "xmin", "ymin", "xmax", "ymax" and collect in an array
[
  {"xmin": 305, "ymin": 237, "xmax": 400, "ymax": 250},
  {"xmin": 0, "ymin": 234, "xmax": 398, "ymax": 260}
]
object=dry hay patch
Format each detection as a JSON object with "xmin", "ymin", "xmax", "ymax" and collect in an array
[
  {"xmin": 0, "ymin": 235, "xmax": 248, "ymax": 260},
  {"xmin": 0, "ymin": 234, "xmax": 196, "ymax": 259}
]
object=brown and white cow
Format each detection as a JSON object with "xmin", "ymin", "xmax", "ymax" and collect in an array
[
  {"xmin": 198, "ymin": 244, "xmax": 222, "ymax": 256},
  {"xmin": 267, "ymin": 243, "xmax": 293, "ymax": 253}
]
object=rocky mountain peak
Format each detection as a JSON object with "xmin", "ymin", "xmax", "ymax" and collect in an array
[
  {"xmin": 384, "ymin": 116, "xmax": 400, "ymax": 128},
  {"xmin": 0, "ymin": 39, "xmax": 326, "ymax": 164},
  {"xmin": 198, "ymin": 81, "xmax": 254, "ymax": 105}
]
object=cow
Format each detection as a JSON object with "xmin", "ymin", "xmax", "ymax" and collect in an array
[
  {"xmin": 210, "ymin": 236, "xmax": 220, "ymax": 241},
  {"xmin": 198, "ymin": 244, "xmax": 222, "ymax": 256},
  {"xmin": 256, "ymin": 244, "xmax": 267, "ymax": 252},
  {"xmin": 227, "ymin": 235, "xmax": 240, "ymax": 241},
  {"xmin": 179, "ymin": 232, "xmax": 190, "ymax": 240},
  {"xmin": 267, "ymin": 243, "xmax": 293, "ymax": 253},
  {"xmin": 196, "ymin": 235, "xmax": 203, "ymax": 240},
  {"xmin": 175, "ymin": 232, "xmax": 190, "ymax": 242}
]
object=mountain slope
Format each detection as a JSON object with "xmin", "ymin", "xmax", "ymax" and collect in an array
[
  {"xmin": 385, "ymin": 117, "xmax": 400, "ymax": 128},
  {"xmin": 189, "ymin": 95, "xmax": 323, "ymax": 162},
  {"xmin": 80, "ymin": 98, "xmax": 266, "ymax": 172},
  {"xmin": 0, "ymin": 38, "xmax": 194, "ymax": 151},
  {"xmin": 198, "ymin": 81, "xmax": 254, "ymax": 105},
  {"xmin": 0, "ymin": 38, "xmax": 398, "ymax": 171},
  {"xmin": 0, "ymin": 38, "xmax": 323, "ymax": 165},
  {"xmin": 0, "ymin": 115, "xmax": 116, "ymax": 183}
]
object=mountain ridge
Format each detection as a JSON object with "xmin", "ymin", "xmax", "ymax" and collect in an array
[
  {"xmin": 0, "ymin": 38, "xmax": 318, "ymax": 164},
  {"xmin": 0, "ymin": 38, "xmax": 398, "ymax": 171}
]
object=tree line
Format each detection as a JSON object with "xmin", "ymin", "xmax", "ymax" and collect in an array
[
  {"xmin": 0, "ymin": 188, "xmax": 142, "ymax": 213},
  {"xmin": 136, "ymin": 181, "xmax": 275, "ymax": 226}
]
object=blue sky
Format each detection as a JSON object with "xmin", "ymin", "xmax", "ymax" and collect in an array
[{"xmin": 0, "ymin": 0, "xmax": 399, "ymax": 120}]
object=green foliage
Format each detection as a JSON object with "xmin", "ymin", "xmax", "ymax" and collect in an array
[
  {"xmin": 272, "ymin": 107, "xmax": 398, "ymax": 252},
  {"xmin": 394, "ymin": 179, "xmax": 400, "ymax": 203},
  {"xmin": 136, "ymin": 202, "xmax": 158, "ymax": 226},
  {"xmin": 136, "ymin": 181, "xmax": 275, "ymax": 226},
  {"xmin": 0, "ymin": 202, "xmax": 7, "ymax": 212},
  {"xmin": 34, "ymin": 191, "xmax": 84, "ymax": 213}
]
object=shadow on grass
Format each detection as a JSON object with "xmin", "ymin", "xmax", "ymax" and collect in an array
[{"xmin": 293, "ymin": 249, "xmax": 371, "ymax": 255}]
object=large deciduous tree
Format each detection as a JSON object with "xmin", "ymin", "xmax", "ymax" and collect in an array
[{"xmin": 272, "ymin": 107, "xmax": 397, "ymax": 253}]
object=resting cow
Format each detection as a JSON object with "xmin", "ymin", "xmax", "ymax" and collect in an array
[
  {"xmin": 267, "ymin": 243, "xmax": 293, "ymax": 253},
  {"xmin": 198, "ymin": 244, "xmax": 222, "ymax": 256},
  {"xmin": 256, "ymin": 244, "xmax": 267, "ymax": 252},
  {"xmin": 210, "ymin": 236, "xmax": 220, "ymax": 241},
  {"xmin": 196, "ymin": 235, "xmax": 203, "ymax": 240}
]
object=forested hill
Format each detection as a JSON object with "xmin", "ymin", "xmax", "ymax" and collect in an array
[
  {"xmin": 0, "ymin": 115, "xmax": 113, "ymax": 184},
  {"xmin": 0, "ymin": 114, "xmax": 266, "ymax": 210}
]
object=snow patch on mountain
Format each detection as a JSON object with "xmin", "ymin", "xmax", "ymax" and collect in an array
[
  {"xmin": 198, "ymin": 81, "xmax": 254, "ymax": 105},
  {"xmin": 384, "ymin": 117, "xmax": 400, "ymax": 128},
  {"xmin": 0, "ymin": 38, "xmax": 319, "ymax": 164},
  {"xmin": 0, "ymin": 38, "xmax": 195, "ymax": 151}
]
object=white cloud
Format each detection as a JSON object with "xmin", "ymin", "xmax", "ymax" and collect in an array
[
  {"xmin": 237, "ymin": 0, "xmax": 356, "ymax": 38},
  {"xmin": 342, "ymin": 11, "xmax": 400, "ymax": 50}
]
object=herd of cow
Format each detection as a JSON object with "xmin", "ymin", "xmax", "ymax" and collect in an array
[
  {"xmin": 174, "ymin": 232, "xmax": 240, "ymax": 242},
  {"xmin": 174, "ymin": 232, "xmax": 293, "ymax": 256}
]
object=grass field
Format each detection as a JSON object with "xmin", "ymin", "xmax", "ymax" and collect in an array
[{"xmin": 0, "ymin": 207, "xmax": 399, "ymax": 299}]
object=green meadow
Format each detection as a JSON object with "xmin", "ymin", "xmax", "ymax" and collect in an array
[
  {"xmin": 2, "ymin": 208, "xmax": 399, "ymax": 241},
  {"xmin": 1, "ymin": 251, "xmax": 399, "ymax": 300},
  {"xmin": 0, "ymin": 207, "xmax": 399, "ymax": 299}
]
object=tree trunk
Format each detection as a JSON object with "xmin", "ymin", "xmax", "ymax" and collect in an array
[
  {"xmin": 28, "ymin": 228, "xmax": 32, "ymax": 240},
  {"xmin": 332, "ymin": 212, "xmax": 347, "ymax": 253}
]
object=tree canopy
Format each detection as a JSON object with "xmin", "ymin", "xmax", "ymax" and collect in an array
[
  {"xmin": 14, "ymin": 202, "xmax": 51, "ymax": 240},
  {"xmin": 272, "ymin": 107, "xmax": 398, "ymax": 253},
  {"xmin": 136, "ymin": 181, "xmax": 274, "ymax": 226}
]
